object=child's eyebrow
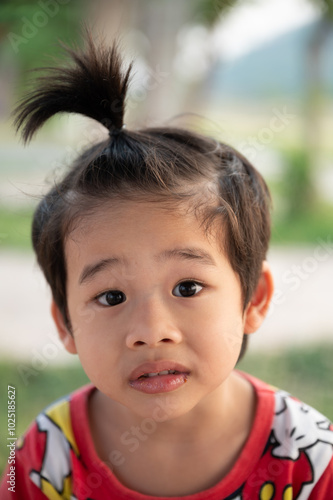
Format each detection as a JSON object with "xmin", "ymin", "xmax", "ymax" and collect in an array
[
  {"xmin": 79, "ymin": 247, "xmax": 217, "ymax": 285},
  {"xmin": 157, "ymin": 247, "xmax": 217, "ymax": 267},
  {"xmin": 79, "ymin": 258, "xmax": 122, "ymax": 285}
]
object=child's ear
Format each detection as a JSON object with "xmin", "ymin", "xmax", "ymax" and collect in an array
[
  {"xmin": 51, "ymin": 300, "xmax": 77, "ymax": 354},
  {"xmin": 243, "ymin": 261, "xmax": 274, "ymax": 334}
]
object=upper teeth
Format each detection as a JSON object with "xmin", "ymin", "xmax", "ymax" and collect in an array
[{"xmin": 145, "ymin": 370, "xmax": 177, "ymax": 378}]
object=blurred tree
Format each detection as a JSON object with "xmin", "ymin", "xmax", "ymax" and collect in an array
[
  {"xmin": 178, "ymin": 0, "xmax": 247, "ymax": 119},
  {"xmin": 304, "ymin": 0, "xmax": 333, "ymax": 159},
  {"xmin": 195, "ymin": 0, "xmax": 244, "ymax": 25},
  {"xmin": 284, "ymin": 0, "xmax": 333, "ymax": 217},
  {"xmin": 93, "ymin": 0, "xmax": 247, "ymax": 124},
  {"xmin": 0, "ymin": 0, "xmax": 86, "ymax": 110},
  {"xmin": 200, "ymin": 0, "xmax": 332, "ymax": 217},
  {"xmin": 0, "ymin": 0, "xmax": 245, "ymax": 121}
]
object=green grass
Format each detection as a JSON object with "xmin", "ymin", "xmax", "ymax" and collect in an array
[{"xmin": 1, "ymin": 343, "xmax": 332, "ymax": 474}]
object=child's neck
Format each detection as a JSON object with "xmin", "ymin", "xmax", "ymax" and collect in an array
[{"xmin": 89, "ymin": 371, "xmax": 256, "ymax": 496}]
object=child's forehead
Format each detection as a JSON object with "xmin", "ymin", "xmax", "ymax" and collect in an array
[
  {"xmin": 69, "ymin": 196, "xmax": 215, "ymax": 235},
  {"xmin": 64, "ymin": 198, "xmax": 237, "ymax": 291},
  {"xmin": 66, "ymin": 197, "xmax": 224, "ymax": 256}
]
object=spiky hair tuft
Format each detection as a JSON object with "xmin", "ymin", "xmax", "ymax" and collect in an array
[{"xmin": 14, "ymin": 30, "xmax": 133, "ymax": 143}]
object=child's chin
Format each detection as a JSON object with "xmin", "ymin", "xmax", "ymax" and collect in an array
[{"xmin": 129, "ymin": 393, "xmax": 192, "ymax": 422}]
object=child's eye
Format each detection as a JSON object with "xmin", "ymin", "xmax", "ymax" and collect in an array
[
  {"xmin": 96, "ymin": 290, "xmax": 126, "ymax": 306},
  {"xmin": 172, "ymin": 281, "xmax": 203, "ymax": 298}
]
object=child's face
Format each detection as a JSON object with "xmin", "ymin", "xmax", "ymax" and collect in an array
[{"xmin": 55, "ymin": 199, "xmax": 265, "ymax": 420}]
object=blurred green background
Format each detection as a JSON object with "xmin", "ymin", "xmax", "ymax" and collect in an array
[
  {"xmin": 1, "ymin": 0, "xmax": 332, "ymax": 475},
  {"xmin": 1, "ymin": 0, "xmax": 333, "ymax": 247}
]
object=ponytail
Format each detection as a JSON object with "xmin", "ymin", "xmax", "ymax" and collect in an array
[{"xmin": 14, "ymin": 29, "xmax": 132, "ymax": 143}]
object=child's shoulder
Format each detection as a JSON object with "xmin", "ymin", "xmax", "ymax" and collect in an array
[
  {"xmin": 2, "ymin": 384, "xmax": 96, "ymax": 499},
  {"xmin": 270, "ymin": 386, "xmax": 333, "ymax": 461},
  {"xmin": 244, "ymin": 371, "xmax": 333, "ymax": 452},
  {"xmin": 241, "ymin": 372, "xmax": 333, "ymax": 499},
  {"xmin": 22, "ymin": 382, "xmax": 94, "ymax": 452}
]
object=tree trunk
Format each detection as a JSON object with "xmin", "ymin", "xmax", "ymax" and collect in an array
[
  {"xmin": 299, "ymin": 17, "xmax": 333, "ymax": 212},
  {"xmin": 304, "ymin": 17, "xmax": 332, "ymax": 154}
]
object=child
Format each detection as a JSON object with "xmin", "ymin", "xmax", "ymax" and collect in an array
[{"xmin": 1, "ymin": 32, "xmax": 332, "ymax": 499}]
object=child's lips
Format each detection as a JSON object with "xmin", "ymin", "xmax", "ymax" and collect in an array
[
  {"xmin": 129, "ymin": 361, "xmax": 190, "ymax": 393},
  {"xmin": 129, "ymin": 360, "xmax": 190, "ymax": 382}
]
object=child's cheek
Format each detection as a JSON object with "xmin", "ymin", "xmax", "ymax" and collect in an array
[{"xmin": 193, "ymin": 310, "xmax": 244, "ymax": 362}]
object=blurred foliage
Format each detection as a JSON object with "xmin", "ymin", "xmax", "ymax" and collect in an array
[
  {"xmin": 195, "ymin": 0, "xmax": 245, "ymax": 25},
  {"xmin": 303, "ymin": 0, "xmax": 333, "ymax": 210},
  {"xmin": 271, "ymin": 201, "xmax": 333, "ymax": 244},
  {"xmin": 1, "ymin": 342, "xmax": 332, "ymax": 473},
  {"xmin": 0, "ymin": 206, "xmax": 33, "ymax": 250},
  {"xmin": 270, "ymin": 147, "xmax": 333, "ymax": 243},
  {"xmin": 194, "ymin": 0, "xmax": 333, "ymax": 215},
  {"xmin": 279, "ymin": 148, "xmax": 315, "ymax": 218},
  {"xmin": 195, "ymin": 0, "xmax": 333, "ymax": 27},
  {"xmin": 0, "ymin": 0, "xmax": 86, "ymax": 90},
  {"xmin": 309, "ymin": 0, "xmax": 333, "ymax": 19},
  {"xmin": 0, "ymin": 0, "xmax": 332, "ymax": 247}
]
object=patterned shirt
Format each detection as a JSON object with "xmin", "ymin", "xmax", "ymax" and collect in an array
[{"xmin": 1, "ymin": 373, "xmax": 332, "ymax": 499}]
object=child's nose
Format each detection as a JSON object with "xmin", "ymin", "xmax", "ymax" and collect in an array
[{"xmin": 125, "ymin": 295, "xmax": 182, "ymax": 349}]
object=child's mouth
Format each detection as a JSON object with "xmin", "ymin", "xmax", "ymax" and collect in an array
[
  {"xmin": 139, "ymin": 369, "xmax": 180, "ymax": 379},
  {"xmin": 129, "ymin": 363, "xmax": 190, "ymax": 394}
]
